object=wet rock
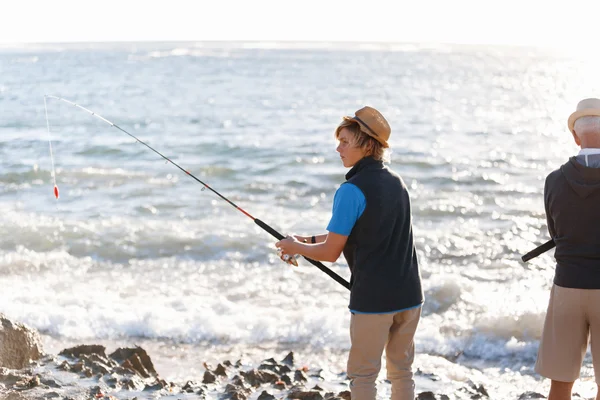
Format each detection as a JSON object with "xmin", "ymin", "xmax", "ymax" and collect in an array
[
  {"xmin": 280, "ymin": 374, "xmax": 293, "ymax": 386},
  {"xmin": 417, "ymin": 392, "xmax": 437, "ymax": 400},
  {"xmin": 460, "ymin": 381, "xmax": 489, "ymax": 399},
  {"xmin": 40, "ymin": 377, "xmax": 61, "ymax": 388},
  {"xmin": 288, "ymin": 390, "xmax": 324, "ymax": 400},
  {"xmin": 241, "ymin": 369, "xmax": 279, "ymax": 386},
  {"xmin": 144, "ymin": 381, "xmax": 167, "ymax": 391},
  {"xmin": 225, "ymin": 378, "xmax": 251, "ymax": 400},
  {"xmin": 294, "ymin": 369, "xmax": 308, "ymax": 383},
  {"xmin": 223, "ymin": 360, "xmax": 233, "ymax": 367},
  {"xmin": 203, "ymin": 370, "xmax": 217, "ymax": 384},
  {"xmin": 282, "ymin": 352, "xmax": 294, "ymax": 366},
  {"xmin": 182, "ymin": 380, "xmax": 202, "ymax": 393},
  {"xmin": 415, "ymin": 368, "xmax": 441, "ymax": 381},
  {"xmin": 122, "ymin": 375, "xmax": 145, "ymax": 391},
  {"xmin": 257, "ymin": 391, "xmax": 277, "ymax": 400},
  {"xmin": 0, "ymin": 314, "xmax": 44, "ymax": 369},
  {"xmin": 0, "ymin": 369, "xmax": 29, "ymax": 386},
  {"xmin": 312, "ymin": 385, "xmax": 323, "ymax": 391},
  {"xmin": 273, "ymin": 379, "xmax": 287, "ymax": 390},
  {"xmin": 13, "ymin": 374, "xmax": 40, "ymax": 390},
  {"xmin": 518, "ymin": 392, "xmax": 546, "ymax": 399},
  {"xmin": 309, "ymin": 369, "xmax": 324, "ymax": 380},
  {"xmin": 337, "ymin": 391, "xmax": 351, "ymax": 400},
  {"xmin": 215, "ymin": 363, "xmax": 228, "ymax": 377},
  {"xmin": 104, "ymin": 374, "xmax": 120, "ymax": 389},
  {"xmin": 109, "ymin": 347, "xmax": 157, "ymax": 378},
  {"xmin": 59, "ymin": 344, "xmax": 107, "ymax": 359},
  {"xmin": 44, "ymin": 392, "xmax": 61, "ymax": 399},
  {"xmin": 58, "ymin": 360, "xmax": 71, "ymax": 371},
  {"xmin": 230, "ymin": 392, "xmax": 248, "ymax": 400}
]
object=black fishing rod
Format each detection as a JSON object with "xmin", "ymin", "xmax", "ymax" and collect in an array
[
  {"xmin": 44, "ymin": 95, "xmax": 351, "ymax": 290},
  {"xmin": 521, "ymin": 239, "xmax": 555, "ymax": 262}
]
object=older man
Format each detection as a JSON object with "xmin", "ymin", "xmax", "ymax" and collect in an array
[{"xmin": 535, "ymin": 98, "xmax": 600, "ymax": 400}]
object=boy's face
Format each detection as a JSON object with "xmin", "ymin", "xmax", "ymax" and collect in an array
[{"xmin": 336, "ymin": 128, "xmax": 366, "ymax": 168}]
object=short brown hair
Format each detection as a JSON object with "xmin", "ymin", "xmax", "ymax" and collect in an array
[{"xmin": 335, "ymin": 120, "xmax": 389, "ymax": 162}]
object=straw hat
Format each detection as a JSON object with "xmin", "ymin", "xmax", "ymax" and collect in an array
[
  {"xmin": 568, "ymin": 98, "xmax": 600, "ymax": 133},
  {"xmin": 344, "ymin": 106, "xmax": 391, "ymax": 148}
]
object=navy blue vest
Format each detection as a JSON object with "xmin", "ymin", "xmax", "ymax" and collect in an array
[{"xmin": 342, "ymin": 157, "xmax": 423, "ymax": 312}]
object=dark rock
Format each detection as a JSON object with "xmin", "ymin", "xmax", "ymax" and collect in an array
[
  {"xmin": 294, "ymin": 369, "xmax": 308, "ymax": 382},
  {"xmin": 273, "ymin": 380, "xmax": 287, "ymax": 390},
  {"xmin": 460, "ymin": 381, "xmax": 489, "ymax": 399},
  {"xmin": 257, "ymin": 391, "xmax": 276, "ymax": 400},
  {"xmin": 0, "ymin": 370, "xmax": 28, "ymax": 386},
  {"xmin": 337, "ymin": 391, "xmax": 351, "ymax": 400},
  {"xmin": 122, "ymin": 375, "xmax": 145, "ymax": 391},
  {"xmin": 121, "ymin": 356, "xmax": 150, "ymax": 378},
  {"xmin": 241, "ymin": 369, "xmax": 279, "ymax": 386},
  {"xmin": 230, "ymin": 392, "xmax": 248, "ymax": 400},
  {"xmin": 104, "ymin": 375, "xmax": 119, "ymax": 389},
  {"xmin": 59, "ymin": 345, "xmax": 106, "ymax": 359},
  {"xmin": 280, "ymin": 364, "xmax": 292, "ymax": 374},
  {"xmin": 182, "ymin": 380, "xmax": 202, "ymax": 393},
  {"xmin": 71, "ymin": 361, "xmax": 84, "ymax": 372},
  {"xmin": 58, "ymin": 360, "xmax": 70, "ymax": 371},
  {"xmin": 109, "ymin": 347, "xmax": 157, "ymax": 378},
  {"xmin": 0, "ymin": 314, "xmax": 44, "ymax": 369},
  {"xmin": 288, "ymin": 390, "xmax": 324, "ymax": 400},
  {"xmin": 40, "ymin": 377, "xmax": 61, "ymax": 388},
  {"xmin": 310, "ymin": 369, "xmax": 324, "ymax": 380},
  {"xmin": 215, "ymin": 363, "xmax": 228, "ymax": 377},
  {"xmin": 223, "ymin": 360, "xmax": 233, "ymax": 367},
  {"xmin": 417, "ymin": 392, "xmax": 437, "ymax": 400},
  {"xmin": 280, "ymin": 374, "xmax": 293, "ymax": 386},
  {"xmin": 203, "ymin": 370, "xmax": 216, "ymax": 384},
  {"xmin": 518, "ymin": 392, "xmax": 546, "ymax": 400},
  {"xmin": 25, "ymin": 374, "xmax": 40, "ymax": 389},
  {"xmin": 282, "ymin": 352, "xmax": 294, "ymax": 366},
  {"xmin": 144, "ymin": 382, "xmax": 165, "ymax": 391},
  {"xmin": 415, "ymin": 368, "xmax": 441, "ymax": 381},
  {"xmin": 312, "ymin": 385, "xmax": 324, "ymax": 391}
]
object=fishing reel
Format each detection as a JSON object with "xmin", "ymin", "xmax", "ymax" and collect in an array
[{"xmin": 277, "ymin": 248, "xmax": 299, "ymax": 267}]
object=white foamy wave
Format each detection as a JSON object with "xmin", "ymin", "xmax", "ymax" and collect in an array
[{"xmin": 1, "ymin": 254, "xmax": 350, "ymax": 348}]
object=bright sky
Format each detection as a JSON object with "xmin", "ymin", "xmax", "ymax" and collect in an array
[{"xmin": 2, "ymin": 0, "xmax": 598, "ymax": 48}]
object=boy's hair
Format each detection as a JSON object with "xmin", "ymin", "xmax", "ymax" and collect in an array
[{"xmin": 335, "ymin": 120, "xmax": 389, "ymax": 162}]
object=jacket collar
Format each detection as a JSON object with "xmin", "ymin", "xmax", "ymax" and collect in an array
[{"xmin": 345, "ymin": 156, "xmax": 383, "ymax": 180}]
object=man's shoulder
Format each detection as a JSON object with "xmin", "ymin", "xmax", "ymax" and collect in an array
[{"xmin": 544, "ymin": 159, "xmax": 575, "ymax": 192}]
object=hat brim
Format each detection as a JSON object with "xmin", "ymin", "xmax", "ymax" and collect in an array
[
  {"xmin": 568, "ymin": 109, "xmax": 600, "ymax": 133},
  {"xmin": 343, "ymin": 116, "xmax": 390, "ymax": 148}
]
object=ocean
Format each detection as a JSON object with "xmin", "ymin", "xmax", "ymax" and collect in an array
[{"xmin": 1, "ymin": 41, "xmax": 599, "ymax": 398}]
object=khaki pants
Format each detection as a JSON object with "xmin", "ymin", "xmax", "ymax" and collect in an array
[
  {"xmin": 536, "ymin": 284, "xmax": 600, "ymax": 383},
  {"xmin": 347, "ymin": 307, "xmax": 421, "ymax": 400}
]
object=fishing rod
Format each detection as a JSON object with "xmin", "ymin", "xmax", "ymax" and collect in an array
[
  {"xmin": 521, "ymin": 239, "xmax": 555, "ymax": 262},
  {"xmin": 44, "ymin": 95, "xmax": 351, "ymax": 291}
]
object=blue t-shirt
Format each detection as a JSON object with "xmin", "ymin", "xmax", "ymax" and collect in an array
[{"xmin": 326, "ymin": 183, "xmax": 366, "ymax": 236}]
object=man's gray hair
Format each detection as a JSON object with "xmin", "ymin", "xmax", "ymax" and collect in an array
[{"xmin": 574, "ymin": 116, "xmax": 600, "ymax": 135}]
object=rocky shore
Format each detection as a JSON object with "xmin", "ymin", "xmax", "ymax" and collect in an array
[{"xmin": 0, "ymin": 314, "xmax": 550, "ymax": 400}]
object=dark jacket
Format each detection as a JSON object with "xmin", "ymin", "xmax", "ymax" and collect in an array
[
  {"xmin": 545, "ymin": 156, "xmax": 600, "ymax": 288},
  {"xmin": 342, "ymin": 157, "xmax": 423, "ymax": 312}
]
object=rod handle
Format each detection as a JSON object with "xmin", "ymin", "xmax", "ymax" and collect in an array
[{"xmin": 521, "ymin": 239, "xmax": 556, "ymax": 262}]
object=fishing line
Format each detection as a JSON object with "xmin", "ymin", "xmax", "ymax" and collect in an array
[
  {"xmin": 43, "ymin": 95, "xmax": 350, "ymax": 290},
  {"xmin": 43, "ymin": 96, "xmax": 59, "ymax": 199}
]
